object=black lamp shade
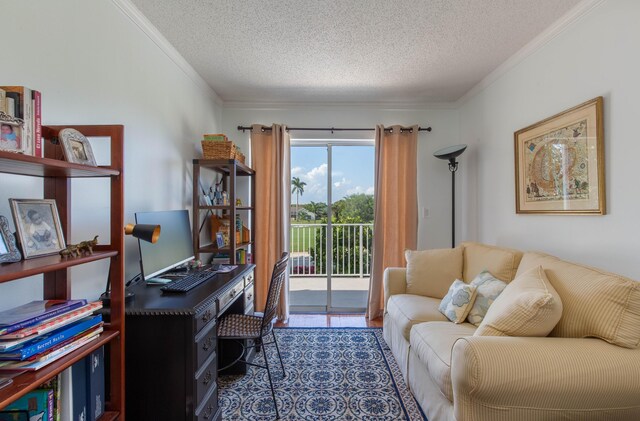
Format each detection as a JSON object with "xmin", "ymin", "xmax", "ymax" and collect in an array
[
  {"xmin": 124, "ymin": 223, "xmax": 161, "ymax": 243},
  {"xmin": 433, "ymin": 144, "xmax": 467, "ymax": 162}
]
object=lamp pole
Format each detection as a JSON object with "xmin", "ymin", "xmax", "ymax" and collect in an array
[{"xmin": 433, "ymin": 144, "xmax": 467, "ymax": 249}]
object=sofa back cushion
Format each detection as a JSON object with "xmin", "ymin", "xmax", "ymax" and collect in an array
[
  {"xmin": 405, "ymin": 247, "xmax": 463, "ymax": 299},
  {"xmin": 474, "ymin": 265, "xmax": 563, "ymax": 337},
  {"xmin": 517, "ymin": 252, "xmax": 640, "ymax": 349},
  {"xmin": 461, "ymin": 242, "xmax": 523, "ymax": 283}
]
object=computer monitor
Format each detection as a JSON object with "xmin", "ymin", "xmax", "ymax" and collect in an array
[{"xmin": 135, "ymin": 210, "xmax": 194, "ymax": 280}]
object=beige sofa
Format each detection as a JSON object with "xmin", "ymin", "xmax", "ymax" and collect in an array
[{"xmin": 383, "ymin": 242, "xmax": 640, "ymax": 421}]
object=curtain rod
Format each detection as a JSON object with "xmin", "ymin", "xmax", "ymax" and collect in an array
[{"xmin": 237, "ymin": 125, "xmax": 432, "ymax": 134}]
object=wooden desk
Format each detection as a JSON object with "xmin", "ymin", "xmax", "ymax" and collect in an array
[{"xmin": 124, "ymin": 264, "xmax": 255, "ymax": 421}]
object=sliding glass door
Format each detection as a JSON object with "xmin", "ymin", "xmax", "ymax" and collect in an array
[{"xmin": 289, "ymin": 141, "xmax": 374, "ymax": 313}]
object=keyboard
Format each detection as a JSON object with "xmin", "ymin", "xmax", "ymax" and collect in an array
[{"xmin": 160, "ymin": 270, "xmax": 218, "ymax": 293}]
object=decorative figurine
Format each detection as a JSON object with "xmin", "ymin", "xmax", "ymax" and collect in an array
[{"xmin": 59, "ymin": 235, "xmax": 98, "ymax": 258}]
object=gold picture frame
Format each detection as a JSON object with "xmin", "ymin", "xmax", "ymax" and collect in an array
[{"xmin": 514, "ymin": 97, "xmax": 605, "ymax": 214}]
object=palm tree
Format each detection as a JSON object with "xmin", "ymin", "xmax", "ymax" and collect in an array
[{"xmin": 291, "ymin": 177, "xmax": 307, "ymax": 220}]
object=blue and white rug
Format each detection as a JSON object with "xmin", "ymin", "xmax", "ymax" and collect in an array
[{"xmin": 219, "ymin": 327, "xmax": 426, "ymax": 420}]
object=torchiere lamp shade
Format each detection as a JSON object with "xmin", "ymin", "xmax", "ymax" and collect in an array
[
  {"xmin": 124, "ymin": 223, "xmax": 161, "ymax": 243},
  {"xmin": 434, "ymin": 144, "xmax": 467, "ymax": 164}
]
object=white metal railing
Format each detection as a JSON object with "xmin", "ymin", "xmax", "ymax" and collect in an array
[{"xmin": 290, "ymin": 223, "xmax": 373, "ymax": 277}]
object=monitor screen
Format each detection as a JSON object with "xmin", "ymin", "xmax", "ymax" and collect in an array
[{"xmin": 135, "ymin": 210, "xmax": 194, "ymax": 280}]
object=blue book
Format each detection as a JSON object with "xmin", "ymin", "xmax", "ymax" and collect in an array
[
  {"xmin": 71, "ymin": 359, "xmax": 87, "ymax": 421},
  {"xmin": 0, "ymin": 316, "xmax": 102, "ymax": 361},
  {"xmin": 4, "ymin": 389, "xmax": 53, "ymax": 421},
  {"xmin": 86, "ymin": 347, "xmax": 105, "ymax": 421},
  {"xmin": 0, "ymin": 300, "xmax": 87, "ymax": 335}
]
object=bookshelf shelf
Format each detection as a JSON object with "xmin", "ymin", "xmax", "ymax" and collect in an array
[
  {"xmin": 0, "ymin": 250, "xmax": 118, "ymax": 284},
  {"xmin": 198, "ymin": 205, "xmax": 254, "ymax": 211},
  {"xmin": 98, "ymin": 411, "xmax": 120, "ymax": 421},
  {"xmin": 199, "ymin": 241, "xmax": 254, "ymax": 254},
  {"xmin": 0, "ymin": 330, "xmax": 119, "ymax": 409},
  {"xmin": 0, "ymin": 125, "xmax": 125, "ymax": 416}
]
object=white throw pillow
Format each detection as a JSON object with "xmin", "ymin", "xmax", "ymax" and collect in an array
[
  {"xmin": 405, "ymin": 247, "xmax": 463, "ymax": 299},
  {"xmin": 467, "ymin": 270, "xmax": 508, "ymax": 326},
  {"xmin": 438, "ymin": 279, "xmax": 478, "ymax": 323}
]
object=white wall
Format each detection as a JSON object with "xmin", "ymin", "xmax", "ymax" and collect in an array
[
  {"xmin": 0, "ymin": 0, "xmax": 222, "ymax": 310},
  {"xmin": 458, "ymin": 0, "xmax": 640, "ymax": 278},
  {"xmin": 222, "ymin": 104, "xmax": 460, "ymax": 250}
]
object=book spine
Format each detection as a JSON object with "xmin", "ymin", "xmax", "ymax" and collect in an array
[
  {"xmin": 87, "ymin": 346, "xmax": 105, "ymax": 421},
  {"xmin": 23, "ymin": 87, "xmax": 32, "ymax": 156},
  {"xmin": 1, "ymin": 300, "xmax": 87, "ymax": 334},
  {"xmin": 71, "ymin": 358, "xmax": 88, "ymax": 421},
  {"xmin": 2, "ymin": 315, "xmax": 101, "ymax": 360},
  {"xmin": 2, "ymin": 302, "xmax": 102, "ymax": 339},
  {"xmin": 33, "ymin": 90, "xmax": 42, "ymax": 158},
  {"xmin": 5, "ymin": 94, "xmax": 17, "ymax": 118},
  {"xmin": 0, "ymin": 89, "xmax": 5, "ymax": 114},
  {"xmin": 47, "ymin": 388, "xmax": 54, "ymax": 421}
]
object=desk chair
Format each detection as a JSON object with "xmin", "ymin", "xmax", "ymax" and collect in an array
[{"xmin": 217, "ymin": 252, "xmax": 289, "ymax": 419}]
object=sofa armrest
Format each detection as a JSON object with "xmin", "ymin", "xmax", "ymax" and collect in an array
[
  {"xmin": 451, "ymin": 336, "xmax": 640, "ymax": 419},
  {"xmin": 383, "ymin": 267, "xmax": 407, "ymax": 313}
]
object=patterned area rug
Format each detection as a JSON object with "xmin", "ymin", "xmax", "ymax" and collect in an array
[{"xmin": 219, "ymin": 327, "xmax": 426, "ymax": 420}]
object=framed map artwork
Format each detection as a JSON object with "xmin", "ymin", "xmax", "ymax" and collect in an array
[{"xmin": 514, "ymin": 97, "xmax": 605, "ymax": 214}]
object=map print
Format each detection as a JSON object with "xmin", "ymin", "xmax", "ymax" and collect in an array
[{"xmin": 524, "ymin": 119, "xmax": 589, "ymax": 202}]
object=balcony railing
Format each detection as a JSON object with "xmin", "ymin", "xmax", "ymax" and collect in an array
[{"xmin": 290, "ymin": 223, "xmax": 373, "ymax": 277}]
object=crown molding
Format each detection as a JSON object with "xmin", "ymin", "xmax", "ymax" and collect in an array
[
  {"xmin": 455, "ymin": 0, "xmax": 605, "ymax": 107},
  {"xmin": 111, "ymin": 0, "xmax": 223, "ymax": 106},
  {"xmin": 222, "ymin": 100, "xmax": 458, "ymax": 111}
]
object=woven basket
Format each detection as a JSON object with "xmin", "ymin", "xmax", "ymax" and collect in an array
[
  {"xmin": 201, "ymin": 140, "xmax": 237, "ymax": 160},
  {"xmin": 236, "ymin": 152, "xmax": 246, "ymax": 164}
]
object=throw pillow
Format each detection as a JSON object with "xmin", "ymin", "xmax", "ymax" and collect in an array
[
  {"xmin": 405, "ymin": 247, "xmax": 463, "ymax": 299},
  {"xmin": 466, "ymin": 270, "xmax": 508, "ymax": 326},
  {"xmin": 475, "ymin": 265, "xmax": 563, "ymax": 337},
  {"xmin": 438, "ymin": 279, "xmax": 478, "ymax": 323}
]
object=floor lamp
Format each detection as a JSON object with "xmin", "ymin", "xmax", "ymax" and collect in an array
[{"xmin": 434, "ymin": 144, "xmax": 467, "ymax": 248}]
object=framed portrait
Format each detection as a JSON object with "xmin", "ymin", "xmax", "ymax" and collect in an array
[
  {"xmin": 9, "ymin": 199, "xmax": 66, "ymax": 259},
  {"xmin": 0, "ymin": 111, "xmax": 26, "ymax": 154},
  {"xmin": 0, "ymin": 215, "xmax": 22, "ymax": 263},
  {"xmin": 514, "ymin": 97, "xmax": 605, "ymax": 214},
  {"xmin": 59, "ymin": 128, "xmax": 97, "ymax": 166},
  {"xmin": 215, "ymin": 232, "xmax": 225, "ymax": 249}
]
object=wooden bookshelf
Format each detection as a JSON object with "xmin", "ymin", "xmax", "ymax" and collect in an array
[{"xmin": 0, "ymin": 125, "xmax": 125, "ymax": 418}]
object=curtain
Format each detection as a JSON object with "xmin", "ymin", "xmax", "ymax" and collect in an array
[
  {"xmin": 367, "ymin": 124, "xmax": 418, "ymax": 319},
  {"xmin": 250, "ymin": 124, "xmax": 291, "ymax": 321}
]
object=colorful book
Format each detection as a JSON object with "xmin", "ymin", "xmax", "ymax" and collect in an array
[
  {"xmin": 0, "ymin": 327, "xmax": 102, "ymax": 371},
  {"xmin": 0, "ymin": 302, "xmax": 102, "ymax": 343},
  {"xmin": 0, "ymin": 300, "xmax": 87, "ymax": 336},
  {"xmin": 203, "ymin": 133, "xmax": 227, "ymax": 142},
  {"xmin": 4, "ymin": 389, "xmax": 53, "ymax": 421},
  {"xmin": 40, "ymin": 374, "xmax": 62, "ymax": 421},
  {"xmin": 32, "ymin": 90, "xmax": 42, "ymax": 158},
  {"xmin": 0, "ymin": 315, "xmax": 102, "ymax": 361}
]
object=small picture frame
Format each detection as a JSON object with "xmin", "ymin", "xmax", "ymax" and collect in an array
[
  {"xmin": 0, "ymin": 111, "xmax": 26, "ymax": 154},
  {"xmin": 59, "ymin": 128, "xmax": 97, "ymax": 166},
  {"xmin": 10, "ymin": 199, "xmax": 66, "ymax": 259},
  {"xmin": 0, "ymin": 215, "xmax": 22, "ymax": 263},
  {"xmin": 215, "ymin": 232, "xmax": 225, "ymax": 249}
]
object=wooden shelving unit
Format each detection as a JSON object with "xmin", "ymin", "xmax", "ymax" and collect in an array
[
  {"xmin": 192, "ymin": 159, "xmax": 255, "ymax": 265},
  {"xmin": 0, "ymin": 125, "xmax": 125, "ymax": 419}
]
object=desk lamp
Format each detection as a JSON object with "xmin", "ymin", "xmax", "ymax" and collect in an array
[
  {"xmin": 100, "ymin": 224, "xmax": 161, "ymax": 305},
  {"xmin": 433, "ymin": 144, "xmax": 467, "ymax": 248}
]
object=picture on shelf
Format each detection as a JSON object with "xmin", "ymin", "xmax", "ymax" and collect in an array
[
  {"xmin": 9, "ymin": 199, "xmax": 66, "ymax": 259},
  {"xmin": 0, "ymin": 215, "xmax": 22, "ymax": 263},
  {"xmin": 216, "ymin": 232, "xmax": 225, "ymax": 249},
  {"xmin": 58, "ymin": 128, "xmax": 97, "ymax": 166},
  {"xmin": 0, "ymin": 111, "xmax": 25, "ymax": 154}
]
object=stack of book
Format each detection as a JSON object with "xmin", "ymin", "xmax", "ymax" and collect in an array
[
  {"xmin": 0, "ymin": 85, "xmax": 43, "ymax": 157},
  {"xmin": 0, "ymin": 300, "xmax": 103, "ymax": 371}
]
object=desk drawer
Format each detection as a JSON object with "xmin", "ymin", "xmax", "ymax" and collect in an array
[
  {"xmin": 244, "ymin": 284, "xmax": 254, "ymax": 309},
  {"xmin": 195, "ymin": 352, "xmax": 217, "ymax": 406},
  {"xmin": 195, "ymin": 321, "xmax": 217, "ymax": 368},
  {"xmin": 244, "ymin": 270, "xmax": 254, "ymax": 287},
  {"xmin": 195, "ymin": 300, "xmax": 217, "ymax": 334},
  {"xmin": 217, "ymin": 279, "xmax": 243, "ymax": 313},
  {"xmin": 195, "ymin": 384, "xmax": 218, "ymax": 421}
]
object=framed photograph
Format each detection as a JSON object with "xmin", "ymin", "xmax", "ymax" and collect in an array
[
  {"xmin": 514, "ymin": 97, "xmax": 605, "ymax": 214},
  {"xmin": 0, "ymin": 215, "xmax": 22, "ymax": 263},
  {"xmin": 58, "ymin": 128, "xmax": 97, "ymax": 166},
  {"xmin": 9, "ymin": 199, "xmax": 66, "ymax": 259},
  {"xmin": 0, "ymin": 111, "xmax": 25, "ymax": 154},
  {"xmin": 215, "ymin": 232, "xmax": 225, "ymax": 249}
]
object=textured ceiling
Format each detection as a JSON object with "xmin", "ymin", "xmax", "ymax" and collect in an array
[{"xmin": 130, "ymin": 0, "xmax": 581, "ymax": 104}]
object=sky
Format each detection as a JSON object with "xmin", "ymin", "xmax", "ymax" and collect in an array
[{"xmin": 291, "ymin": 144, "xmax": 374, "ymax": 204}]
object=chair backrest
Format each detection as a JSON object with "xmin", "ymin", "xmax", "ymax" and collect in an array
[{"xmin": 260, "ymin": 252, "xmax": 289, "ymax": 334}]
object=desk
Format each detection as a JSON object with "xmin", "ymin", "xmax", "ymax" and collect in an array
[{"xmin": 124, "ymin": 264, "xmax": 255, "ymax": 421}]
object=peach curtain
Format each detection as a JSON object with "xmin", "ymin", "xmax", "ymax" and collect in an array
[
  {"xmin": 250, "ymin": 124, "xmax": 291, "ymax": 321},
  {"xmin": 367, "ymin": 124, "xmax": 418, "ymax": 319}
]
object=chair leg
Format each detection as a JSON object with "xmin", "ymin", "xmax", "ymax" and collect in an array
[
  {"xmin": 263, "ymin": 348, "xmax": 280, "ymax": 419},
  {"xmin": 272, "ymin": 330, "xmax": 285, "ymax": 378}
]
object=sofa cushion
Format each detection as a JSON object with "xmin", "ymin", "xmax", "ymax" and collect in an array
[
  {"xmin": 467, "ymin": 270, "xmax": 508, "ymax": 326},
  {"xmin": 438, "ymin": 279, "xmax": 478, "ymax": 323},
  {"xmin": 410, "ymin": 321, "xmax": 476, "ymax": 402},
  {"xmin": 517, "ymin": 252, "xmax": 640, "ymax": 349},
  {"xmin": 405, "ymin": 247, "xmax": 463, "ymax": 299},
  {"xmin": 386, "ymin": 294, "xmax": 448, "ymax": 340},
  {"xmin": 475, "ymin": 266, "xmax": 563, "ymax": 337},
  {"xmin": 461, "ymin": 242, "xmax": 523, "ymax": 283}
]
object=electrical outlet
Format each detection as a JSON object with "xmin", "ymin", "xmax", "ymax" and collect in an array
[{"xmin": 421, "ymin": 207, "xmax": 430, "ymax": 218}]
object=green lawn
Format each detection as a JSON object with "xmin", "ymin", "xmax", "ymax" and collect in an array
[{"xmin": 290, "ymin": 221, "xmax": 323, "ymax": 253}]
